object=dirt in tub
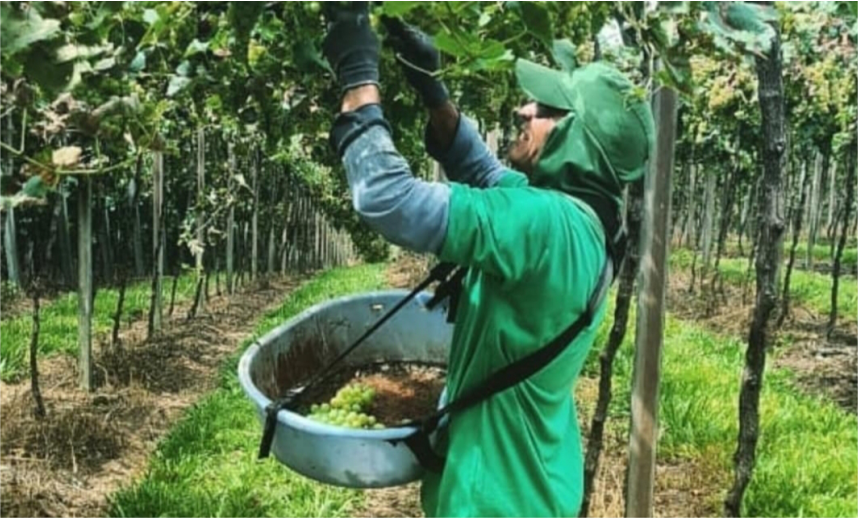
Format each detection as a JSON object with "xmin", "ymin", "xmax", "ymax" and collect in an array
[{"xmin": 300, "ymin": 362, "xmax": 446, "ymax": 428}]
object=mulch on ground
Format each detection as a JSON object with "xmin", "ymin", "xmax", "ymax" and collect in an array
[{"xmin": 0, "ymin": 276, "xmax": 301, "ymax": 518}]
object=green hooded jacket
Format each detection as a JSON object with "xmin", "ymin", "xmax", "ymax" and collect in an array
[{"xmin": 420, "ymin": 61, "xmax": 654, "ymax": 517}]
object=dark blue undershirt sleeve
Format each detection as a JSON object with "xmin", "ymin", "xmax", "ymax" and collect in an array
[
  {"xmin": 424, "ymin": 114, "xmax": 506, "ymax": 188},
  {"xmin": 335, "ymin": 105, "xmax": 450, "ymax": 254}
]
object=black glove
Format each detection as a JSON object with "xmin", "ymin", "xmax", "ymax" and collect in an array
[
  {"xmin": 322, "ymin": 2, "xmax": 380, "ymax": 93},
  {"xmin": 381, "ymin": 16, "xmax": 449, "ymax": 109}
]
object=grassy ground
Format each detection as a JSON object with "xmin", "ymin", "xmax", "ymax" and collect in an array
[
  {"xmin": 107, "ymin": 262, "xmax": 857, "ymax": 518},
  {"xmin": 0, "ymin": 275, "xmax": 199, "ymax": 382},
  {"xmin": 718, "ymin": 238, "xmax": 857, "ymax": 272},
  {"xmin": 584, "ymin": 307, "xmax": 857, "ymax": 517},
  {"xmin": 670, "ymin": 248, "xmax": 857, "ymax": 323},
  {"xmin": 108, "ymin": 264, "xmax": 387, "ymax": 518},
  {"xmin": 793, "ymin": 241, "xmax": 858, "ymax": 271}
]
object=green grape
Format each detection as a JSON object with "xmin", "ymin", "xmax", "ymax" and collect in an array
[{"xmin": 307, "ymin": 382, "xmax": 383, "ymax": 429}]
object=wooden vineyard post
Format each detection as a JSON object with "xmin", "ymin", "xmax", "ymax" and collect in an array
[
  {"xmin": 701, "ymin": 167, "xmax": 716, "ymax": 275},
  {"xmin": 78, "ymin": 176, "xmax": 93, "ymax": 391},
  {"xmin": 826, "ymin": 158, "xmax": 838, "ymax": 248},
  {"xmin": 324, "ymin": 220, "xmax": 331, "ymax": 268},
  {"xmin": 227, "ymin": 142, "xmax": 236, "ymax": 294},
  {"xmin": 626, "ymin": 76, "xmax": 678, "ymax": 517},
  {"xmin": 251, "ymin": 148, "xmax": 259, "ymax": 281},
  {"xmin": 806, "ymin": 151, "xmax": 822, "ymax": 269},
  {"xmin": 315, "ymin": 210, "xmax": 322, "ymax": 270},
  {"xmin": 3, "ymin": 114, "xmax": 21, "ymax": 288},
  {"xmin": 151, "ymin": 150, "xmax": 164, "ymax": 334},
  {"xmin": 300, "ymin": 190, "xmax": 308, "ymax": 273},
  {"xmin": 196, "ymin": 127, "xmax": 206, "ymax": 309},
  {"xmin": 684, "ymin": 163, "xmax": 697, "ymax": 249},
  {"xmin": 131, "ymin": 155, "xmax": 145, "ymax": 277}
]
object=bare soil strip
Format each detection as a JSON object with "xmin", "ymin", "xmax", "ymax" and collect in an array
[{"xmin": 0, "ymin": 277, "xmax": 301, "ymax": 518}]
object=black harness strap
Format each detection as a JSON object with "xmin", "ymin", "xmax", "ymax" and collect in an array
[{"xmin": 425, "ymin": 265, "xmax": 468, "ymax": 323}]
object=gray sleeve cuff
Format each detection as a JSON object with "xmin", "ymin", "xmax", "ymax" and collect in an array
[
  {"xmin": 342, "ymin": 125, "xmax": 450, "ymax": 254},
  {"xmin": 424, "ymin": 114, "xmax": 505, "ymax": 188}
]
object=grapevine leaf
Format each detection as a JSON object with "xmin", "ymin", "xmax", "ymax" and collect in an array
[
  {"xmin": 434, "ymin": 29, "xmax": 481, "ymax": 58},
  {"xmin": 551, "ymin": 39, "xmax": 577, "ymax": 72},
  {"xmin": 24, "ymin": 45, "xmax": 75, "ymax": 95},
  {"xmin": 55, "ymin": 43, "xmax": 109, "ymax": 63},
  {"xmin": 185, "ymin": 39, "xmax": 210, "ymax": 57},
  {"xmin": 700, "ymin": 1, "xmax": 777, "ymax": 56},
  {"xmin": 0, "ymin": 5, "xmax": 62, "ymax": 55},
  {"xmin": 661, "ymin": 2, "xmax": 690, "ymax": 15},
  {"xmin": 478, "ymin": 12, "xmax": 492, "ymax": 27},
  {"xmin": 513, "ymin": 1, "xmax": 553, "ymax": 49},
  {"xmin": 294, "ymin": 40, "xmax": 332, "ymax": 73},
  {"xmin": 22, "ymin": 176, "xmax": 50, "ymax": 199},
  {"xmin": 381, "ymin": 1, "xmax": 421, "ymax": 17},
  {"xmin": 143, "ymin": 8, "xmax": 159, "ymax": 25},
  {"xmin": 85, "ymin": 1, "xmax": 125, "ymax": 31},
  {"xmin": 129, "ymin": 51, "xmax": 146, "ymax": 72},
  {"xmin": 93, "ymin": 56, "xmax": 117, "ymax": 71},
  {"xmin": 433, "ymin": 32, "xmax": 467, "ymax": 57},
  {"xmin": 167, "ymin": 76, "xmax": 192, "ymax": 97},
  {"xmin": 176, "ymin": 60, "xmax": 193, "ymax": 76}
]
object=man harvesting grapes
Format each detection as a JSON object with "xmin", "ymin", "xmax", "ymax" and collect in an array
[{"xmin": 321, "ymin": 4, "xmax": 654, "ymax": 516}]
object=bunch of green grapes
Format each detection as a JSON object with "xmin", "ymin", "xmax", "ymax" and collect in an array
[{"xmin": 308, "ymin": 383, "xmax": 384, "ymax": 429}]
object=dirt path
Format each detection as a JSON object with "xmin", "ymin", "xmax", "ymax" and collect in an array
[{"xmin": 0, "ymin": 276, "xmax": 303, "ymax": 518}]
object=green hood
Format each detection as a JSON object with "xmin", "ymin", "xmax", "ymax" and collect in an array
[{"xmin": 516, "ymin": 60, "xmax": 655, "ymax": 217}]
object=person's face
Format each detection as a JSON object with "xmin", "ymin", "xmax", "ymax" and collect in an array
[{"xmin": 508, "ymin": 102, "xmax": 568, "ymax": 175}]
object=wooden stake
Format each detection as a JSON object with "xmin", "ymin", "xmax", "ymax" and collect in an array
[{"xmin": 626, "ymin": 74, "xmax": 678, "ymax": 518}]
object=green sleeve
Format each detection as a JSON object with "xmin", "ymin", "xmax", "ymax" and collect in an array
[{"xmin": 496, "ymin": 170, "xmax": 529, "ymax": 188}]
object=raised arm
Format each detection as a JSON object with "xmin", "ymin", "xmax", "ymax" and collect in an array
[
  {"xmin": 384, "ymin": 18, "xmax": 505, "ymax": 188},
  {"xmin": 333, "ymin": 86, "xmax": 450, "ymax": 254}
]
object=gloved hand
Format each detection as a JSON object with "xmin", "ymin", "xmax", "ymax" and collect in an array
[
  {"xmin": 381, "ymin": 16, "xmax": 449, "ymax": 109},
  {"xmin": 322, "ymin": 2, "xmax": 380, "ymax": 93}
]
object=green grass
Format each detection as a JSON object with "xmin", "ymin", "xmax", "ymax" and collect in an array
[
  {"xmin": 720, "ymin": 237, "xmax": 857, "ymax": 271},
  {"xmin": 108, "ymin": 264, "xmax": 386, "ymax": 518},
  {"xmin": 793, "ymin": 242, "xmax": 858, "ymax": 272},
  {"xmin": 106, "ymin": 261, "xmax": 855, "ymax": 517},
  {"xmin": 0, "ymin": 275, "xmax": 198, "ymax": 381},
  {"xmin": 659, "ymin": 320, "xmax": 857, "ymax": 517},
  {"xmin": 582, "ymin": 297, "xmax": 858, "ymax": 517}
]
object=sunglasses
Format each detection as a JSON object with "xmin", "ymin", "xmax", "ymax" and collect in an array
[{"xmin": 514, "ymin": 103, "xmax": 569, "ymax": 126}]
